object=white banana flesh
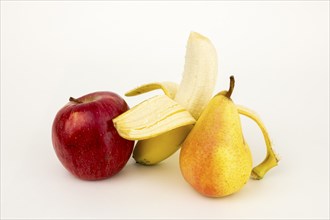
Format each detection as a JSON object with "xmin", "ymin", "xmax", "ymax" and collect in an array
[{"xmin": 174, "ymin": 32, "xmax": 218, "ymax": 119}]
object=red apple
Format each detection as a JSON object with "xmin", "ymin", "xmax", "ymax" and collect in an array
[{"xmin": 52, "ymin": 91, "xmax": 134, "ymax": 180}]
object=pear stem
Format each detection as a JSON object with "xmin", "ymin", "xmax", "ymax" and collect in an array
[{"xmin": 226, "ymin": 76, "xmax": 235, "ymax": 98}]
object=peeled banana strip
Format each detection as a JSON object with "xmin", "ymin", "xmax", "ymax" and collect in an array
[
  {"xmin": 113, "ymin": 95, "xmax": 196, "ymax": 141},
  {"xmin": 236, "ymin": 105, "xmax": 280, "ymax": 180},
  {"xmin": 115, "ymin": 111, "xmax": 195, "ymax": 141},
  {"xmin": 125, "ymin": 82, "xmax": 179, "ymax": 99},
  {"xmin": 114, "ymin": 95, "xmax": 182, "ymax": 127}
]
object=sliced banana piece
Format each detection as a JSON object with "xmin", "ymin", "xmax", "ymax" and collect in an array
[{"xmin": 113, "ymin": 95, "xmax": 196, "ymax": 140}]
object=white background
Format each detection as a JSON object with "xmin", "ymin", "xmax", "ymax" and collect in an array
[{"xmin": 1, "ymin": 1, "xmax": 329, "ymax": 219}]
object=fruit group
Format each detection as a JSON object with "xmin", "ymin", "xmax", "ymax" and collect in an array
[
  {"xmin": 60, "ymin": 32, "xmax": 280, "ymax": 198},
  {"xmin": 179, "ymin": 76, "xmax": 253, "ymax": 197},
  {"xmin": 52, "ymin": 91, "xmax": 134, "ymax": 180}
]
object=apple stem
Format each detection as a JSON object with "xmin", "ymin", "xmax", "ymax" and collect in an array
[
  {"xmin": 69, "ymin": 97, "xmax": 83, "ymax": 104},
  {"xmin": 226, "ymin": 75, "xmax": 235, "ymax": 98}
]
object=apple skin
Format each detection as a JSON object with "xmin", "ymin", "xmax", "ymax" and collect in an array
[{"xmin": 52, "ymin": 91, "xmax": 134, "ymax": 180}]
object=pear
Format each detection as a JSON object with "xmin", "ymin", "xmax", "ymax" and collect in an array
[{"xmin": 179, "ymin": 76, "xmax": 253, "ymax": 197}]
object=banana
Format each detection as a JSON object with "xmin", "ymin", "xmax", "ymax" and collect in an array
[{"xmin": 116, "ymin": 32, "xmax": 218, "ymax": 165}]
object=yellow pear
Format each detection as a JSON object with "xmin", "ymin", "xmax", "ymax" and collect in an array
[{"xmin": 179, "ymin": 76, "xmax": 253, "ymax": 197}]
